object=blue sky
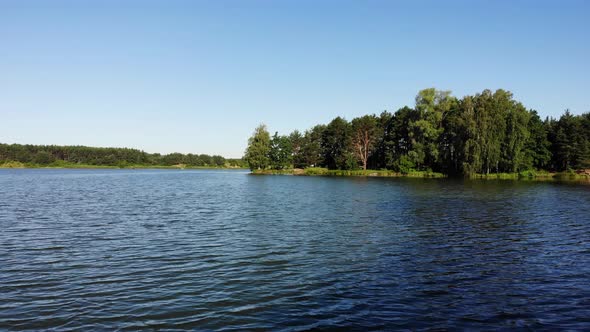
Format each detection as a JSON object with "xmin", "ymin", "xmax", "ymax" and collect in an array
[{"xmin": 1, "ymin": 0, "xmax": 589, "ymax": 158}]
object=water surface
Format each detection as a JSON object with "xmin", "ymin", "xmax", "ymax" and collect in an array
[{"xmin": 1, "ymin": 169, "xmax": 589, "ymax": 330}]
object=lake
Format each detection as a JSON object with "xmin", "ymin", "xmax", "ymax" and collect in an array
[{"xmin": 1, "ymin": 169, "xmax": 589, "ymax": 330}]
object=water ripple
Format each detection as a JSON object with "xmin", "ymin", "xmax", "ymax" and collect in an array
[{"xmin": 0, "ymin": 169, "xmax": 589, "ymax": 330}]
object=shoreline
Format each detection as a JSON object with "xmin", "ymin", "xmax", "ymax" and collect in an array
[
  {"xmin": 251, "ymin": 168, "xmax": 590, "ymax": 181},
  {"xmin": 252, "ymin": 168, "xmax": 446, "ymax": 178},
  {"xmin": 2, "ymin": 164, "xmax": 588, "ymax": 181},
  {"xmin": 0, "ymin": 163, "xmax": 248, "ymax": 170}
]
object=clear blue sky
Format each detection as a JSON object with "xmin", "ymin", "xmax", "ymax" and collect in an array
[{"xmin": 1, "ymin": 0, "xmax": 588, "ymax": 158}]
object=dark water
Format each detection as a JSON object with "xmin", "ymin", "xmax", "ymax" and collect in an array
[{"xmin": 1, "ymin": 169, "xmax": 589, "ymax": 331}]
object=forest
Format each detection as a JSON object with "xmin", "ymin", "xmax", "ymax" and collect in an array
[
  {"xmin": 0, "ymin": 144, "xmax": 246, "ymax": 168},
  {"xmin": 245, "ymin": 88, "xmax": 590, "ymax": 176}
]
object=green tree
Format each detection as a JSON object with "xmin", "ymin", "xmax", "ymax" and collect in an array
[
  {"xmin": 460, "ymin": 90, "xmax": 508, "ymax": 174},
  {"xmin": 245, "ymin": 124, "xmax": 271, "ymax": 170},
  {"xmin": 289, "ymin": 130, "xmax": 306, "ymax": 168},
  {"xmin": 321, "ymin": 117, "xmax": 352, "ymax": 170},
  {"xmin": 523, "ymin": 110, "xmax": 551, "ymax": 170},
  {"xmin": 459, "ymin": 95, "xmax": 483, "ymax": 175},
  {"xmin": 409, "ymin": 88, "xmax": 456, "ymax": 170},
  {"xmin": 439, "ymin": 104, "xmax": 466, "ymax": 175},
  {"xmin": 300, "ymin": 125, "xmax": 325, "ymax": 167},
  {"xmin": 550, "ymin": 111, "xmax": 590, "ymax": 170},
  {"xmin": 33, "ymin": 151, "xmax": 55, "ymax": 165},
  {"xmin": 269, "ymin": 132, "xmax": 293, "ymax": 169},
  {"xmin": 388, "ymin": 106, "xmax": 415, "ymax": 169},
  {"xmin": 372, "ymin": 111, "xmax": 394, "ymax": 169},
  {"xmin": 500, "ymin": 96, "xmax": 530, "ymax": 173}
]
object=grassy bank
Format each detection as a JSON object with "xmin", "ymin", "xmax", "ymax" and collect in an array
[
  {"xmin": 0, "ymin": 161, "xmax": 247, "ymax": 170},
  {"xmin": 470, "ymin": 170, "xmax": 589, "ymax": 181},
  {"xmin": 252, "ymin": 167, "xmax": 445, "ymax": 178},
  {"xmin": 252, "ymin": 167, "xmax": 590, "ymax": 181}
]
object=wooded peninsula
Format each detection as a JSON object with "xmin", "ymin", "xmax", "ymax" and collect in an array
[
  {"xmin": 245, "ymin": 88, "xmax": 590, "ymax": 179},
  {"xmin": 2, "ymin": 88, "xmax": 588, "ymax": 178}
]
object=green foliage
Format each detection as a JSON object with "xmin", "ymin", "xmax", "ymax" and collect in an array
[
  {"xmin": 321, "ymin": 117, "xmax": 352, "ymax": 170},
  {"xmin": 269, "ymin": 132, "xmax": 293, "ymax": 169},
  {"xmin": 523, "ymin": 110, "xmax": 551, "ymax": 170},
  {"xmin": 0, "ymin": 161, "xmax": 26, "ymax": 168},
  {"xmin": 0, "ymin": 143, "xmax": 238, "ymax": 168},
  {"xmin": 410, "ymin": 88, "xmax": 457, "ymax": 170},
  {"xmin": 300, "ymin": 125, "xmax": 325, "ymax": 167},
  {"xmin": 351, "ymin": 114, "xmax": 380, "ymax": 170},
  {"xmin": 252, "ymin": 167, "xmax": 445, "ymax": 178},
  {"xmin": 546, "ymin": 110, "xmax": 590, "ymax": 171},
  {"xmin": 519, "ymin": 170, "xmax": 536, "ymax": 178},
  {"xmin": 344, "ymin": 152, "xmax": 359, "ymax": 170},
  {"xmin": 245, "ymin": 124, "xmax": 271, "ymax": 170},
  {"xmin": 500, "ymin": 95, "xmax": 530, "ymax": 173},
  {"xmin": 32, "ymin": 151, "xmax": 55, "ymax": 164},
  {"xmin": 289, "ymin": 130, "xmax": 306, "ymax": 168},
  {"xmin": 246, "ymin": 89, "xmax": 590, "ymax": 177},
  {"xmin": 392, "ymin": 155, "xmax": 415, "ymax": 174},
  {"xmin": 303, "ymin": 167, "xmax": 329, "ymax": 175}
]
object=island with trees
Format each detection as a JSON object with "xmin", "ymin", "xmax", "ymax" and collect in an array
[
  {"xmin": 245, "ymin": 88, "xmax": 590, "ymax": 180},
  {"xmin": 0, "ymin": 144, "xmax": 246, "ymax": 169}
]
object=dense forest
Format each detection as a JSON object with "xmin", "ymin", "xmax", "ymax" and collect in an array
[
  {"xmin": 245, "ymin": 88, "xmax": 590, "ymax": 175},
  {"xmin": 0, "ymin": 143, "xmax": 246, "ymax": 168}
]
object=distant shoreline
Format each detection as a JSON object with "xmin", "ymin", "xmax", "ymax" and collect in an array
[
  {"xmin": 0, "ymin": 162, "xmax": 248, "ymax": 170},
  {"xmin": 0, "ymin": 143, "xmax": 247, "ymax": 169}
]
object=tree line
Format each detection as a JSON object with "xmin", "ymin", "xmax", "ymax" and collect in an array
[
  {"xmin": 245, "ymin": 88, "xmax": 590, "ymax": 175},
  {"xmin": 0, "ymin": 143, "xmax": 246, "ymax": 168}
]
